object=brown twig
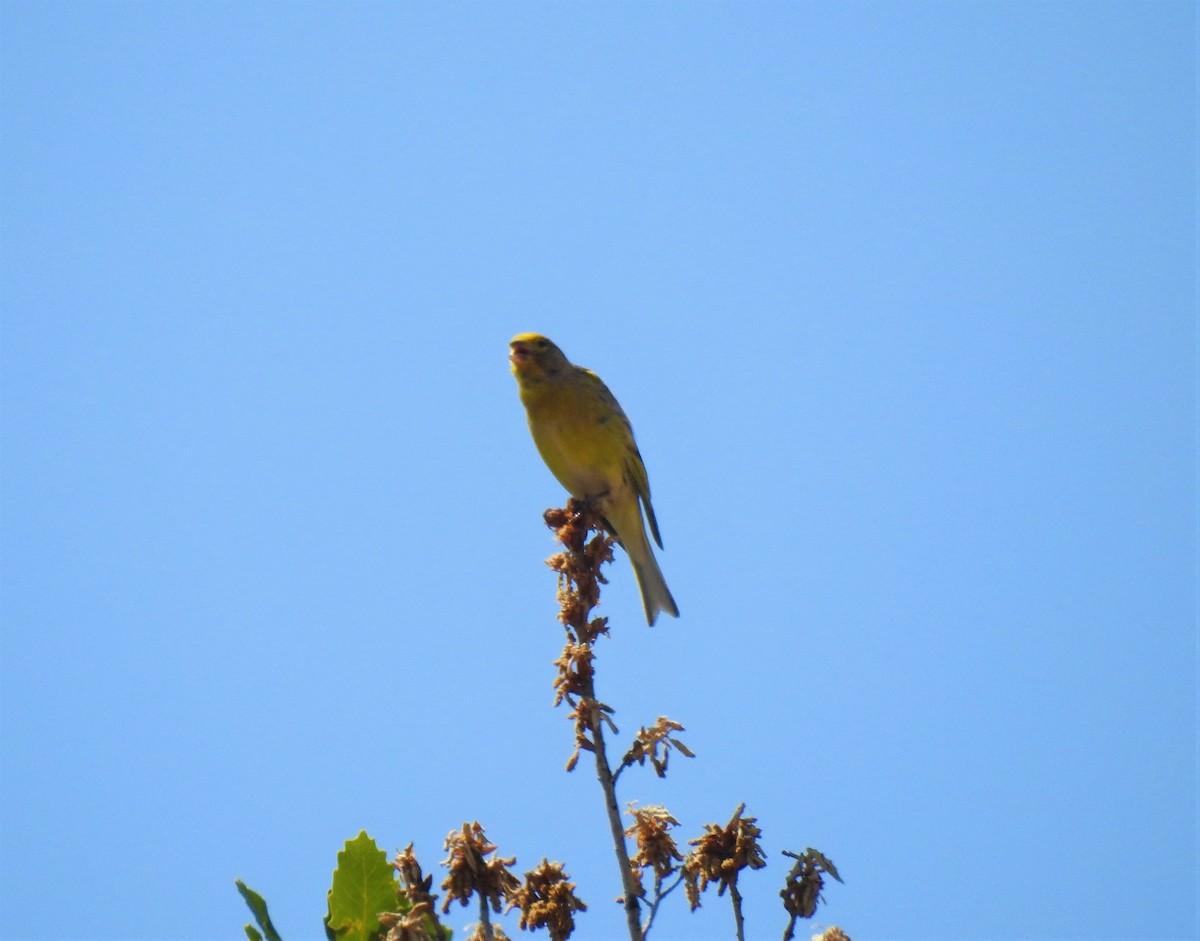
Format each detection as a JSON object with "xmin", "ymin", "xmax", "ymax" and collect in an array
[
  {"xmin": 545, "ymin": 501, "xmax": 645, "ymax": 941},
  {"xmin": 591, "ymin": 707, "xmax": 643, "ymax": 940},
  {"xmin": 640, "ymin": 871, "xmax": 684, "ymax": 938},
  {"xmin": 477, "ymin": 892, "xmax": 494, "ymax": 941},
  {"xmin": 730, "ymin": 882, "xmax": 746, "ymax": 941},
  {"xmin": 624, "ymin": 803, "xmax": 685, "ymax": 939}
]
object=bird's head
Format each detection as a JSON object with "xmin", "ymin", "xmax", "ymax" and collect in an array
[{"xmin": 509, "ymin": 333, "xmax": 569, "ymax": 379}]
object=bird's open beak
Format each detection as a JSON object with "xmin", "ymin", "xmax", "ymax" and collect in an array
[{"xmin": 509, "ymin": 342, "xmax": 530, "ymax": 366}]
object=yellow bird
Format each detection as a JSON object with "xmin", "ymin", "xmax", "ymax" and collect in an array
[{"xmin": 509, "ymin": 333, "xmax": 679, "ymax": 625}]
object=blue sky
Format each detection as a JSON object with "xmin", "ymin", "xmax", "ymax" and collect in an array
[{"xmin": 1, "ymin": 3, "xmax": 1195, "ymax": 940}]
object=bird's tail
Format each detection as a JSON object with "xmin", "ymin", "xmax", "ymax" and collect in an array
[
  {"xmin": 604, "ymin": 493, "xmax": 680, "ymax": 626},
  {"xmin": 631, "ymin": 549, "xmax": 680, "ymax": 626}
]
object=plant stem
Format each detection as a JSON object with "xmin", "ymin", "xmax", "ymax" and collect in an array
[
  {"xmin": 587, "ymin": 698, "xmax": 644, "ymax": 941},
  {"xmin": 550, "ymin": 505, "xmax": 644, "ymax": 941},
  {"xmin": 641, "ymin": 872, "xmax": 683, "ymax": 938},
  {"xmin": 478, "ymin": 891, "xmax": 494, "ymax": 941},
  {"xmin": 730, "ymin": 883, "xmax": 746, "ymax": 941}
]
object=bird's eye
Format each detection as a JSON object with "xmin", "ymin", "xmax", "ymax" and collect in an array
[{"xmin": 536, "ymin": 339, "xmax": 548, "ymax": 348}]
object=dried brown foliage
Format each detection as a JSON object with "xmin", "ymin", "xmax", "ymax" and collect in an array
[
  {"xmin": 545, "ymin": 502, "xmax": 620, "ymax": 773},
  {"xmin": 379, "ymin": 904, "xmax": 441, "ymax": 941},
  {"xmin": 681, "ymin": 804, "xmax": 767, "ymax": 910},
  {"xmin": 383, "ymin": 843, "xmax": 449, "ymax": 941},
  {"xmin": 780, "ymin": 848, "xmax": 844, "ymax": 940},
  {"xmin": 544, "ymin": 502, "xmax": 613, "ymax": 644},
  {"xmin": 364, "ymin": 490, "xmax": 852, "ymax": 941},
  {"xmin": 509, "ymin": 859, "xmax": 588, "ymax": 941},
  {"xmin": 440, "ymin": 822, "xmax": 520, "ymax": 916},
  {"xmin": 539, "ymin": 503, "xmax": 844, "ymax": 939},
  {"xmin": 620, "ymin": 717, "xmax": 694, "ymax": 778},
  {"xmin": 393, "ymin": 843, "xmax": 439, "ymax": 914},
  {"xmin": 625, "ymin": 804, "xmax": 684, "ymax": 884}
]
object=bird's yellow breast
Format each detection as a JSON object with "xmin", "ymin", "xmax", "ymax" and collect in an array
[{"xmin": 518, "ymin": 371, "xmax": 629, "ymax": 499}]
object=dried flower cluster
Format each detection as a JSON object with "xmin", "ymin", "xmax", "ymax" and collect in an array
[
  {"xmin": 386, "ymin": 843, "xmax": 447, "ymax": 941},
  {"xmin": 682, "ymin": 804, "xmax": 767, "ymax": 910},
  {"xmin": 379, "ymin": 906, "xmax": 441, "ymax": 941},
  {"xmin": 550, "ymin": 639, "xmax": 619, "ymax": 773},
  {"xmin": 544, "ymin": 502, "xmax": 613, "ymax": 642},
  {"xmin": 545, "ymin": 502, "xmax": 620, "ymax": 773},
  {"xmin": 620, "ymin": 717, "xmax": 694, "ymax": 778},
  {"xmin": 394, "ymin": 843, "xmax": 439, "ymax": 913},
  {"xmin": 387, "ymin": 834, "xmax": 587, "ymax": 941},
  {"xmin": 626, "ymin": 804, "xmax": 684, "ymax": 885},
  {"xmin": 440, "ymin": 822, "xmax": 520, "ymax": 916},
  {"xmin": 509, "ymin": 859, "xmax": 588, "ymax": 941},
  {"xmin": 781, "ymin": 847, "xmax": 844, "ymax": 938},
  {"xmin": 549, "ymin": 639, "xmax": 595, "ymax": 711}
]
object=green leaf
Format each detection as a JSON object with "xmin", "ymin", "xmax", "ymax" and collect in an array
[
  {"xmin": 326, "ymin": 831, "xmax": 399, "ymax": 941},
  {"xmin": 236, "ymin": 880, "xmax": 283, "ymax": 941}
]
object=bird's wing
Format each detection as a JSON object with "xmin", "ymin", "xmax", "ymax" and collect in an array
[{"xmin": 579, "ymin": 369, "xmax": 665, "ymax": 551}]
